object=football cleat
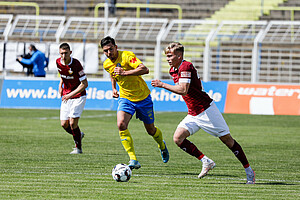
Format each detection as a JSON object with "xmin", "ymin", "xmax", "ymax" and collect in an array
[
  {"xmin": 128, "ymin": 160, "xmax": 141, "ymax": 170},
  {"xmin": 81, "ymin": 132, "xmax": 85, "ymax": 139},
  {"xmin": 246, "ymin": 170, "xmax": 255, "ymax": 184},
  {"xmin": 160, "ymin": 140, "xmax": 169, "ymax": 163},
  {"xmin": 198, "ymin": 159, "xmax": 216, "ymax": 179},
  {"xmin": 70, "ymin": 147, "xmax": 82, "ymax": 154}
]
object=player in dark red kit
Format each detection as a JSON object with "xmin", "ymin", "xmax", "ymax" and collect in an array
[
  {"xmin": 56, "ymin": 43, "xmax": 88, "ymax": 154},
  {"xmin": 151, "ymin": 42, "xmax": 255, "ymax": 184}
]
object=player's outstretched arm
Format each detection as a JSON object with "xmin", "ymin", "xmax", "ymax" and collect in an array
[{"xmin": 151, "ymin": 79, "xmax": 190, "ymax": 96}]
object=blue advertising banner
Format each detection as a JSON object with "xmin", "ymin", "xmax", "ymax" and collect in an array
[{"xmin": 0, "ymin": 79, "xmax": 228, "ymax": 112}]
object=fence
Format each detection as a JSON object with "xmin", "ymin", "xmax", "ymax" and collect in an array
[{"xmin": 0, "ymin": 14, "xmax": 299, "ymax": 84}]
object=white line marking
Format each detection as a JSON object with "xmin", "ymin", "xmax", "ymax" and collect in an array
[{"xmin": 2, "ymin": 170, "xmax": 299, "ymax": 184}]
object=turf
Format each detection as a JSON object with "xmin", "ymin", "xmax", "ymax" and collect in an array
[{"xmin": 0, "ymin": 109, "xmax": 299, "ymax": 199}]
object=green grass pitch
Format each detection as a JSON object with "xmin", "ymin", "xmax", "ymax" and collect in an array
[{"xmin": 0, "ymin": 108, "xmax": 299, "ymax": 199}]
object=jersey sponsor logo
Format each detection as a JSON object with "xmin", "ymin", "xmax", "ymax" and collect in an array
[
  {"xmin": 180, "ymin": 71, "xmax": 191, "ymax": 78},
  {"xmin": 130, "ymin": 57, "xmax": 137, "ymax": 63},
  {"xmin": 61, "ymin": 75, "xmax": 74, "ymax": 79},
  {"xmin": 79, "ymin": 69, "xmax": 85, "ymax": 76}
]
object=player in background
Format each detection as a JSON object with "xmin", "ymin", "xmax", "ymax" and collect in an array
[
  {"xmin": 151, "ymin": 42, "xmax": 255, "ymax": 184},
  {"xmin": 56, "ymin": 43, "xmax": 88, "ymax": 154},
  {"xmin": 100, "ymin": 36, "xmax": 169, "ymax": 169}
]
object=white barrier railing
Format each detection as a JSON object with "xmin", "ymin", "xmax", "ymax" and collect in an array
[{"xmin": 0, "ymin": 15, "xmax": 299, "ymax": 84}]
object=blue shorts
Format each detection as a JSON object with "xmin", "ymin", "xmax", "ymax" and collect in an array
[{"xmin": 118, "ymin": 95, "xmax": 155, "ymax": 124}]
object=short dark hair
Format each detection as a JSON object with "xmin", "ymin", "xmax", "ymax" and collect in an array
[
  {"xmin": 100, "ymin": 36, "xmax": 116, "ymax": 48},
  {"xmin": 59, "ymin": 42, "xmax": 71, "ymax": 50}
]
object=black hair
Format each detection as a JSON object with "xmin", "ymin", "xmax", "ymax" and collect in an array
[
  {"xmin": 59, "ymin": 42, "xmax": 71, "ymax": 50},
  {"xmin": 30, "ymin": 44, "xmax": 37, "ymax": 51},
  {"xmin": 100, "ymin": 36, "xmax": 116, "ymax": 48}
]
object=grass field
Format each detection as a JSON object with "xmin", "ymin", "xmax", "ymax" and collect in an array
[{"xmin": 0, "ymin": 108, "xmax": 299, "ymax": 199}]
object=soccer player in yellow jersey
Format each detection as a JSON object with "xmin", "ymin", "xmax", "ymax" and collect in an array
[{"xmin": 100, "ymin": 36, "xmax": 169, "ymax": 169}]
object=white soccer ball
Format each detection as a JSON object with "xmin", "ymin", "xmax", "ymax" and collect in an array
[{"xmin": 112, "ymin": 163, "xmax": 132, "ymax": 182}]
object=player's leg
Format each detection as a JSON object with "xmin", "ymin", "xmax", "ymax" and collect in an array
[
  {"xmin": 202, "ymin": 102, "xmax": 255, "ymax": 183},
  {"xmin": 219, "ymin": 134, "xmax": 255, "ymax": 184},
  {"xmin": 175, "ymin": 116, "xmax": 215, "ymax": 178},
  {"xmin": 117, "ymin": 98, "xmax": 141, "ymax": 169},
  {"xmin": 117, "ymin": 110, "xmax": 140, "ymax": 169},
  {"xmin": 135, "ymin": 95, "xmax": 169, "ymax": 163},
  {"xmin": 144, "ymin": 123, "xmax": 169, "ymax": 163},
  {"xmin": 60, "ymin": 99, "xmax": 72, "ymax": 134},
  {"xmin": 68, "ymin": 96, "xmax": 86, "ymax": 154},
  {"xmin": 68, "ymin": 117, "xmax": 83, "ymax": 153},
  {"xmin": 61, "ymin": 120, "xmax": 72, "ymax": 134}
]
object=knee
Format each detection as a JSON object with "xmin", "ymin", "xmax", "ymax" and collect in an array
[
  {"xmin": 61, "ymin": 121, "xmax": 69, "ymax": 129},
  {"xmin": 146, "ymin": 126, "xmax": 156, "ymax": 136},
  {"xmin": 117, "ymin": 121, "xmax": 127, "ymax": 131},
  {"xmin": 173, "ymin": 135, "xmax": 183, "ymax": 146},
  {"xmin": 219, "ymin": 134, "xmax": 235, "ymax": 148}
]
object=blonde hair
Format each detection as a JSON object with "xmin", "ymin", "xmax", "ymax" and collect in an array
[{"xmin": 164, "ymin": 42, "xmax": 184, "ymax": 54}]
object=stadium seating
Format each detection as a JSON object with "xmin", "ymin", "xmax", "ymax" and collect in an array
[
  {"xmin": 0, "ymin": 0, "xmax": 230, "ymax": 19},
  {"xmin": 0, "ymin": 0, "xmax": 299, "ymax": 84},
  {"xmin": 260, "ymin": 0, "xmax": 300, "ymax": 20}
]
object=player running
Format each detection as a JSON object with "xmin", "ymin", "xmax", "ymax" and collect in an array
[
  {"xmin": 100, "ymin": 36, "xmax": 169, "ymax": 169},
  {"xmin": 56, "ymin": 43, "xmax": 88, "ymax": 154},
  {"xmin": 151, "ymin": 42, "xmax": 255, "ymax": 184}
]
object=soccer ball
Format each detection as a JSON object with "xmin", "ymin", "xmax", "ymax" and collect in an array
[{"xmin": 112, "ymin": 163, "xmax": 132, "ymax": 182}]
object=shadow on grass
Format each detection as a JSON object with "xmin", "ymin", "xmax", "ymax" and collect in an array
[{"xmin": 257, "ymin": 182, "xmax": 298, "ymax": 185}]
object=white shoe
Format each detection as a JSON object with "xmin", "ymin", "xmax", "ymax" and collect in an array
[
  {"xmin": 198, "ymin": 159, "xmax": 216, "ymax": 179},
  {"xmin": 70, "ymin": 147, "xmax": 82, "ymax": 154},
  {"xmin": 246, "ymin": 170, "xmax": 255, "ymax": 184}
]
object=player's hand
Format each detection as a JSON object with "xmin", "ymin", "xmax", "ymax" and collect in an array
[
  {"xmin": 114, "ymin": 67, "xmax": 125, "ymax": 76},
  {"xmin": 62, "ymin": 94, "xmax": 71, "ymax": 102},
  {"xmin": 112, "ymin": 89, "xmax": 119, "ymax": 98},
  {"xmin": 151, "ymin": 79, "xmax": 163, "ymax": 88}
]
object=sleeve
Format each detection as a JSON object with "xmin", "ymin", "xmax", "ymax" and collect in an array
[
  {"xmin": 178, "ymin": 63, "xmax": 192, "ymax": 84},
  {"xmin": 20, "ymin": 52, "xmax": 38, "ymax": 65},
  {"xmin": 76, "ymin": 60, "xmax": 87, "ymax": 82},
  {"xmin": 126, "ymin": 51, "xmax": 142, "ymax": 69}
]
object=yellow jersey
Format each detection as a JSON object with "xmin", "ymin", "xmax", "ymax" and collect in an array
[{"xmin": 103, "ymin": 51, "xmax": 150, "ymax": 102}]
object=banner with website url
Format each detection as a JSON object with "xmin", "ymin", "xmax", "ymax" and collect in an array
[
  {"xmin": 224, "ymin": 83, "xmax": 300, "ymax": 115},
  {"xmin": 0, "ymin": 79, "xmax": 228, "ymax": 112}
]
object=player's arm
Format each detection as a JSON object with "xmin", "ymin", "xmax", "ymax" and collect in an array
[
  {"xmin": 151, "ymin": 79, "xmax": 190, "ymax": 96},
  {"xmin": 114, "ymin": 63, "xmax": 149, "ymax": 76},
  {"xmin": 62, "ymin": 78, "xmax": 88, "ymax": 101},
  {"xmin": 58, "ymin": 78, "xmax": 63, "ymax": 97},
  {"xmin": 110, "ymin": 74, "xmax": 119, "ymax": 98}
]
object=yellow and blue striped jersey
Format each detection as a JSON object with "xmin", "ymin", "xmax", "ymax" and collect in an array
[{"xmin": 103, "ymin": 51, "xmax": 150, "ymax": 102}]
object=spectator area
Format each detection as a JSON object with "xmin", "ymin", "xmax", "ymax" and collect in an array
[
  {"xmin": 0, "ymin": 0, "xmax": 299, "ymax": 84},
  {"xmin": 0, "ymin": 0, "xmax": 231, "ymax": 19}
]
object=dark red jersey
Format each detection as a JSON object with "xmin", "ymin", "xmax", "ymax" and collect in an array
[
  {"xmin": 170, "ymin": 60, "xmax": 212, "ymax": 116},
  {"xmin": 56, "ymin": 57, "xmax": 86, "ymax": 98}
]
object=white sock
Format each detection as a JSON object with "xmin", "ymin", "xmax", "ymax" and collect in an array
[{"xmin": 201, "ymin": 155, "xmax": 209, "ymax": 163}]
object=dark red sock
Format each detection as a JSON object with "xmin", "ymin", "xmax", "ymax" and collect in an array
[
  {"xmin": 230, "ymin": 140, "xmax": 249, "ymax": 168},
  {"xmin": 72, "ymin": 127, "xmax": 82, "ymax": 150},
  {"xmin": 63, "ymin": 126, "xmax": 73, "ymax": 135},
  {"xmin": 179, "ymin": 139, "xmax": 204, "ymax": 160}
]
